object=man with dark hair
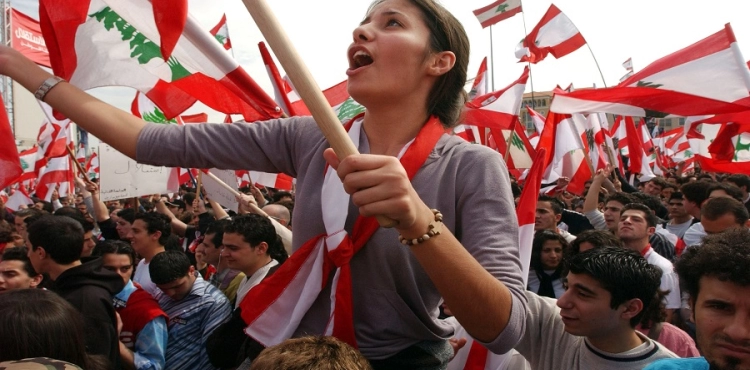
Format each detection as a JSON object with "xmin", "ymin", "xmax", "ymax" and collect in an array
[
  {"xmin": 197, "ymin": 219, "xmax": 245, "ymax": 303},
  {"xmin": 13, "ymin": 207, "xmax": 43, "ymax": 248},
  {"xmin": 706, "ymin": 182, "xmax": 744, "ymax": 203},
  {"xmin": 53, "ymin": 210, "xmax": 97, "ymax": 258},
  {"xmin": 664, "ymin": 192, "xmax": 693, "ymax": 239},
  {"xmin": 536, "ymin": 195, "xmax": 575, "ymax": 242},
  {"xmin": 619, "ymin": 204, "xmax": 681, "ymax": 320},
  {"xmin": 723, "ymin": 173, "xmax": 750, "ymax": 215},
  {"xmin": 681, "ymin": 181, "xmax": 713, "ymax": 246},
  {"xmin": 583, "ymin": 170, "xmax": 636, "ymax": 233},
  {"xmin": 515, "ymin": 246, "xmax": 676, "ymax": 369},
  {"xmin": 129, "ymin": 212, "xmax": 171, "ymax": 297},
  {"xmin": 26, "ymin": 215, "xmax": 124, "ymax": 368},
  {"xmin": 645, "ymin": 228, "xmax": 750, "ymax": 370},
  {"xmin": 150, "ymin": 250, "xmax": 230, "ymax": 370},
  {"xmin": 567, "ymin": 229, "xmax": 622, "ymax": 258},
  {"xmin": 700, "ymin": 197, "xmax": 749, "ymax": 235},
  {"xmin": 0, "ymin": 247, "xmax": 43, "ymax": 292},
  {"xmin": 644, "ymin": 178, "xmax": 669, "ymax": 198},
  {"xmin": 271, "ymin": 190, "xmax": 293, "ymax": 204},
  {"xmin": 164, "ymin": 199, "xmax": 186, "ymax": 219},
  {"xmin": 182, "ymin": 192, "xmax": 197, "ymax": 215},
  {"xmin": 96, "ymin": 240, "xmax": 168, "ymax": 370}
]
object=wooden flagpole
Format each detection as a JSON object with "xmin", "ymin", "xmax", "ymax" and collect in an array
[
  {"xmin": 66, "ymin": 145, "xmax": 88, "ymax": 180},
  {"xmin": 239, "ymin": 0, "xmax": 396, "ymax": 227}
]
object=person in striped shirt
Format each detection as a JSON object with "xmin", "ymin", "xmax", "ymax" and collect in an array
[{"xmin": 149, "ymin": 251, "xmax": 231, "ymax": 370}]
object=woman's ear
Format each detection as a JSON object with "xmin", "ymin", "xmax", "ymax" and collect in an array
[{"xmin": 427, "ymin": 51, "xmax": 455, "ymax": 77}]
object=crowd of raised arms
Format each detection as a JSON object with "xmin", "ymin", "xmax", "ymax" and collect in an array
[{"xmin": 0, "ymin": 0, "xmax": 749, "ymax": 370}]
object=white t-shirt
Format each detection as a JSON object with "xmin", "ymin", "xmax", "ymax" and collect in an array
[
  {"xmin": 683, "ymin": 222, "xmax": 706, "ymax": 247},
  {"xmin": 665, "ymin": 218, "xmax": 693, "ymax": 239},
  {"xmin": 133, "ymin": 259, "xmax": 157, "ymax": 297},
  {"xmin": 644, "ymin": 247, "xmax": 681, "ymax": 309}
]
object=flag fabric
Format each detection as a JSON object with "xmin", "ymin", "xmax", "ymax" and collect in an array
[
  {"xmin": 580, "ymin": 113, "xmax": 609, "ymax": 172},
  {"xmin": 536, "ymin": 112, "xmax": 592, "ymax": 195},
  {"xmin": 259, "ymin": 42, "xmax": 296, "ymax": 116},
  {"xmin": 75, "ymin": 143, "xmax": 86, "ymax": 168},
  {"xmin": 0, "ymin": 95, "xmax": 23, "ymax": 189},
  {"xmin": 10, "ymin": 8, "xmax": 51, "ymax": 68},
  {"xmin": 550, "ymin": 24, "xmax": 750, "ymax": 117},
  {"xmin": 623, "ymin": 58, "xmax": 633, "ymax": 73},
  {"xmin": 514, "ymin": 4, "xmax": 586, "ymax": 64},
  {"xmin": 36, "ymin": 101, "xmax": 72, "ymax": 171},
  {"xmin": 131, "ymin": 91, "xmax": 179, "ymax": 124},
  {"xmin": 210, "ymin": 14, "xmax": 232, "ymax": 51},
  {"xmin": 487, "ymin": 118, "xmax": 536, "ymax": 170},
  {"xmin": 624, "ymin": 116, "xmax": 656, "ymax": 180},
  {"xmin": 85, "ymin": 151, "xmax": 100, "ymax": 179},
  {"xmin": 5, "ymin": 186, "xmax": 34, "ymax": 211},
  {"xmin": 15, "ymin": 147, "xmax": 38, "ymax": 183},
  {"xmin": 518, "ymin": 148, "xmax": 547, "ymax": 283},
  {"xmin": 527, "ymin": 106, "xmax": 546, "ymax": 148},
  {"xmin": 249, "ymin": 171, "xmax": 294, "ymax": 191},
  {"xmin": 452, "ymin": 124, "xmax": 485, "ymax": 145},
  {"xmin": 35, "ymin": 156, "xmax": 74, "ymax": 201},
  {"xmin": 151, "ymin": 0, "xmax": 187, "ymax": 60},
  {"xmin": 469, "ymin": 57, "xmax": 489, "ymax": 99},
  {"xmin": 463, "ymin": 67, "xmax": 529, "ymax": 131},
  {"xmin": 40, "ymin": 0, "xmax": 281, "ymax": 122},
  {"xmin": 284, "ymin": 77, "xmax": 365, "ymax": 122},
  {"xmin": 473, "ymin": 0, "xmax": 522, "ymax": 29}
]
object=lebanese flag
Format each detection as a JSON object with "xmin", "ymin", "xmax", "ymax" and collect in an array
[
  {"xmin": 282, "ymin": 77, "xmax": 365, "ymax": 122},
  {"xmin": 452, "ymin": 124, "xmax": 484, "ymax": 145},
  {"xmin": 5, "ymin": 186, "xmax": 34, "ymax": 211},
  {"xmin": 550, "ymin": 24, "xmax": 750, "ymax": 117},
  {"xmin": 537, "ymin": 112, "xmax": 592, "ymax": 195},
  {"xmin": 85, "ymin": 151, "xmax": 99, "ymax": 179},
  {"xmin": 487, "ymin": 118, "xmax": 536, "ymax": 170},
  {"xmin": 624, "ymin": 116, "xmax": 656, "ymax": 180},
  {"xmin": 151, "ymin": 0, "xmax": 187, "ymax": 60},
  {"xmin": 249, "ymin": 171, "xmax": 294, "ymax": 191},
  {"xmin": 131, "ymin": 91, "xmax": 180, "ymax": 124},
  {"xmin": 705, "ymin": 122, "xmax": 750, "ymax": 172},
  {"xmin": 0, "ymin": 95, "xmax": 22, "ymax": 189},
  {"xmin": 180, "ymin": 113, "xmax": 209, "ymax": 123},
  {"xmin": 469, "ymin": 57, "xmax": 488, "ymax": 99},
  {"xmin": 75, "ymin": 143, "xmax": 86, "ymax": 167},
  {"xmin": 518, "ymin": 148, "xmax": 547, "ymax": 284},
  {"xmin": 35, "ymin": 156, "xmax": 74, "ymax": 201},
  {"xmin": 15, "ymin": 147, "xmax": 38, "ymax": 183},
  {"xmin": 35, "ymin": 102, "xmax": 72, "ymax": 172},
  {"xmin": 514, "ymin": 4, "xmax": 586, "ymax": 64},
  {"xmin": 40, "ymin": 0, "xmax": 281, "ymax": 122},
  {"xmin": 527, "ymin": 106, "xmax": 546, "ymax": 148},
  {"xmin": 209, "ymin": 14, "xmax": 232, "ymax": 51},
  {"xmin": 580, "ymin": 113, "xmax": 609, "ymax": 172},
  {"xmin": 259, "ymin": 41, "xmax": 296, "ymax": 116},
  {"xmin": 473, "ymin": 0, "xmax": 522, "ymax": 29},
  {"xmin": 463, "ymin": 67, "xmax": 529, "ymax": 131},
  {"xmin": 177, "ymin": 168, "xmax": 199, "ymax": 186}
]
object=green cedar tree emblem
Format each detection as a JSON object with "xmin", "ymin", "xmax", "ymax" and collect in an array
[
  {"xmin": 141, "ymin": 107, "xmax": 177, "ymax": 124},
  {"xmin": 496, "ymin": 3, "xmax": 509, "ymax": 12},
  {"xmin": 90, "ymin": 7, "xmax": 191, "ymax": 81}
]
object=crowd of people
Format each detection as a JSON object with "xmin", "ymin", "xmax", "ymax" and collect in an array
[{"xmin": 0, "ymin": 0, "xmax": 748, "ymax": 369}]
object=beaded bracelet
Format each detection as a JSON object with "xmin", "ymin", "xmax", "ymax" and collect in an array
[{"xmin": 398, "ymin": 209, "xmax": 443, "ymax": 246}]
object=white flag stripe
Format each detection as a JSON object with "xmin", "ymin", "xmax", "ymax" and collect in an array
[{"xmin": 536, "ymin": 12, "xmax": 581, "ymax": 48}]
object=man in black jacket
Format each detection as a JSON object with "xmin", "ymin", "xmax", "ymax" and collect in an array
[{"xmin": 26, "ymin": 215, "xmax": 124, "ymax": 369}]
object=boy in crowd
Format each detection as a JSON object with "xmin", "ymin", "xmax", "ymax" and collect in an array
[
  {"xmin": 0, "ymin": 247, "xmax": 43, "ymax": 292},
  {"xmin": 150, "ymin": 250, "xmax": 230, "ymax": 370},
  {"xmin": 26, "ymin": 215, "xmax": 124, "ymax": 368},
  {"xmin": 515, "ymin": 246, "xmax": 677, "ymax": 369}
]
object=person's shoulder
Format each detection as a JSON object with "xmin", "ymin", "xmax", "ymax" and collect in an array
[{"xmin": 644, "ymin": 357, "xmax": 708, "ymax": 370}]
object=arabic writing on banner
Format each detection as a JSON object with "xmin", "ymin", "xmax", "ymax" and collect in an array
[
  {"xmin": 98, "ymin": 144, "xmax": 176, "ymax": 201},
  {"xmin": 11, "ymin": 8, "xmax": 49, "ymax": 67}
]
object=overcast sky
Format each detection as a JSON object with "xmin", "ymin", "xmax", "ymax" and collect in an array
[{"xmin": 12, "ymin": 0, "xmax": 750, "ymax": 123}]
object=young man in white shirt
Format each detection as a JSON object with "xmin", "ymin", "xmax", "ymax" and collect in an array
[
  {"xmin": 129, "ymin": 212, "xmax": 171, "ymax": 297},
  {"xmin": 618, "ymin": 203, "xmax": 681, "ymax": 321}
]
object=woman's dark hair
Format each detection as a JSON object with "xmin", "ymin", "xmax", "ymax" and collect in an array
[
  {"xmin": 224, "ymin": 214, "xmax": 288, "ymax": 264},
  {"xmin": 530, "ymin": 230, "xmax": 568, "ymax": 274},
  {"xmin": 367, "ymin": 0, "xmax": 469, "ymax": 127},
  {"xmin": 0, "ymin": 289, "xmax": 107, "ymax": 369}
]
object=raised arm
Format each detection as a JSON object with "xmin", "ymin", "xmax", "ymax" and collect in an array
[
  {"xmin": 0, "ymin": 47, "xmax": 145, "ymax": 158},
  {"xmin": 583, "ymin": 168, "xmax": 610, "ymax": 213}
]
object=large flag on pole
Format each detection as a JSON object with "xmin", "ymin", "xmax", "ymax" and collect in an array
[
  {"xmin": 469, "ymin": 57, "xmax": 489, "ymax": 99},
  {"xmin": 473, "ymin": 0, "xmax": 522, "ymax": 29},
  {"xmin": 536, "ymin": 112, "xmax": 592, "ymax": 195},
  {"xmin": 551, "ymin": 24, "xmax": 750, "ymax": 117},
  {"xmin": 40, "ymin": 0, "xmax": 281, "ymax": 122},
  {"xmin": 514, "ymin": 4, "xmax": 586, "ymax": 64}
]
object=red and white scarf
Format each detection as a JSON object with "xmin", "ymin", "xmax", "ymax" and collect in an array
[{"xmin": 240, "ymin": 114, "xmax": 445, "ymax": 348}]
